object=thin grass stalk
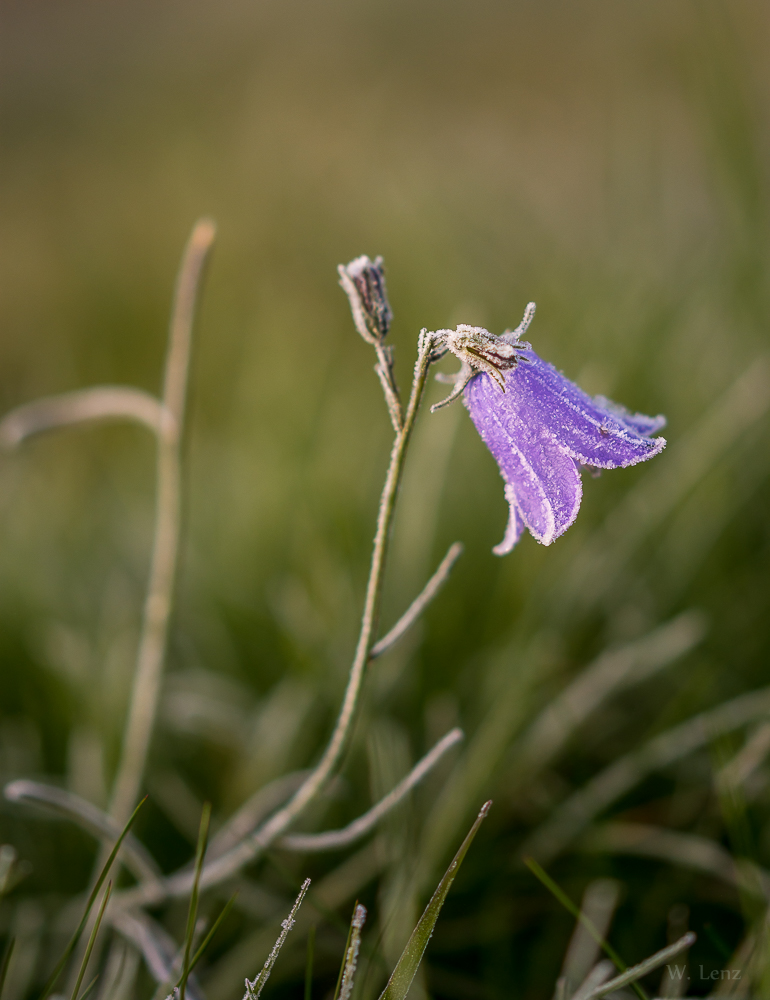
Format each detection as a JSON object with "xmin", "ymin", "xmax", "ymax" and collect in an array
[
  {"xmin": 244, "ymin": 879, "xmax": 311, "ymax": 1000},
  {"xmin": 70, "ymin": 884, "xmax": 112, "ymax": 1000},
  {"xmin": 40, "ymin": 797, "xmax": 145, "ymax": 1000},
  {"xmin": 187, "ymin": 893, "xmax": 238, "ymax": 976},
  {"xmin": 524, "ymin": 857, "xmax": 648, "ymax": 1000},
  {"xmin": 76, "ymin": 977, "xmax": 100, "ymax": 1000},
  {"xmin": 250, "ymin": 334, "xmax": 436, "ymax": 828},
  {"xmin": 331, "ymin": 916, "xmax": 355, "ymax": 1000},
  {"xmin": 378, "ymin": 801, "xmax": 491, "ymax": 1000},
  {"xmin": 304, "ymin": 926, "xmax": 315, "ymax": 1000},
  {"xmin": 570, "ymin": 961, "xmax": 614, "ymax": 1000},
  {"xmin": 560, "ymin": 880, "xmax": 620, "ymax": 993},
  {"xmin": 369, "ymin": 542, "xmax": 464, "ymax": 659},
  {"xmin": 108, "ymin": 219, "xmax": 216, "ymax": 829},
  {"xmin": 0, "ymin": 938, "xmax": 15, "ymax": 1000},
  {"xmin": 4, "ymin": 781, "xmax": 160, "ymax": 884},
  {"xmin": 337, "ymin": 905, "xmax": 366, "ymax": 1000},
  {"xmin": 178, "ymin": 804, "xmax": 212, "ymax": 1000},
  {"xmin": 109, "ymin": 910, "xmax": 194, "ymax": 996},
  {"xmin": 579, "ymin": 934, "xmax": 696, "ymax": 1000}
]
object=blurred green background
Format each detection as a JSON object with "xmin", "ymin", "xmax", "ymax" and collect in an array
[{"xmin": 1, "ymin": 1, "xmax": 769, "ymax": 997}]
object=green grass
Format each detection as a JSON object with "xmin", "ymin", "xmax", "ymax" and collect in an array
[{"xmin": 1, "ymin": 1, "xmax": 769, "ymax": 998}]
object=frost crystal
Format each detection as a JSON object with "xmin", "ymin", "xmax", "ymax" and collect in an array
[
  {"xmin": 463, "ymin": 343, "xmax": 666, "ymax": 552},
  {"xmin": 338, "ymin": 255, "xmax": 392, "ymax": 343}
]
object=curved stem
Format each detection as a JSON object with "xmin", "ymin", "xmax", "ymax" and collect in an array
[
  {"xmin": 3, "ymin": 780, "xmax": 160, "ymax": 885},
  {"xmin": 108, "ymin": 220, "xmax": 216, "ymax": 829},
  {"xmin": 200, "ymin": 331, "xmax": 435, "ymax": 883},
  {"xmin": 0, "ymin": 387, "xmax": 172, "ymax": 447},
  {"xmin": 115, "ymin": 331, "xmax": 437, "ymax": 907},
  {"xmin": 369, "ymin": 542, "xmax": 464, "ymax": 660},
  {"xmin": 278, "ymin": 727, "xmax": 463, "ymax": 852}
]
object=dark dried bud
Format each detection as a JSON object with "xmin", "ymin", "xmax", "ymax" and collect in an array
[{"xmin": 338, "ymin": 255, "xmax": 393, "ymax": 343}]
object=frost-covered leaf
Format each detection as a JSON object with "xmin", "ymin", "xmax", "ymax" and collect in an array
[{"xmin": 378, "ymin": 801, "xmax": 490, "ymax": 1000}]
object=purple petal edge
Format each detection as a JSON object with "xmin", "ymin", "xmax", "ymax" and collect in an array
[
  {"xmin": 493, "ymin": 485, "xmax": 526, "ymax": 555},
  {"xmin": 463, "ymin": 348, "xmax": 666, "ymax": 553},
  {"xmin": 505, "ymin": 350, "xmax": 667, "ymax": 469}
]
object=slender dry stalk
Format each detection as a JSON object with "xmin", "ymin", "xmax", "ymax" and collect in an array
[
  {"xmin": 243, "ymin": 880, "xmax": 311, "ymax": 1000},
  {"xmin": 108, "ymin": 219, "xmax": 216, "ymax": 829},
  {"xmin": 369, "ymin": 542, "xmax": 464, "ymax": 659},
  {"xmin": 337, "ymin": 904, "xmax": 366, "ymax": 1000},
  {"xmin": 4, "ymin": 780, "xmax": 160, "ymax": 884},
  {"xmin": 114, "ymin": 330, "xmax": 441, "ymax": 908},
  {"xmin": 570, "ymin": 960, "xmax": 614, "ymax": 1000},
  {"xmin": 279, "ymin": 728, "xmax": 463, "ymax": 852},
  {"xmin": 578, "ymin": 933, "xmax": 695, "ymax": 1000},
  {"xmin": 560, "ymin": 879, "xmax": 620, "ymax": 995},
  {"xmin": 0, "ymin": 386, "xmax": 171, "ymax": 447}
]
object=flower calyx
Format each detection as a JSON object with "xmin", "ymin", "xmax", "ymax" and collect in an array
[{"xmin": 430, "ymin": 302, "xmax": 536, "ymax": 412}]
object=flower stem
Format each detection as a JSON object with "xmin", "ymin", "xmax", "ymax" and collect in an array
[{"xmin": 116, "ymin": 331, "xmax": 437, "ymax": 904}]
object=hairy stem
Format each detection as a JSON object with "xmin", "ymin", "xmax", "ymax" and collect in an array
[
  {"xmin": 108, "ymin": 220, "xmax": 216, "ymax": 829},
  {"xmin": 279, "ymin": 727, "xmax": 463, "ymax": 852},
  {"xmin": 115, "ymin": 331, "xmax": 437, "ymax": 906},
  {"xmin": 369, "ymin": 542, "xmax": 464, "ymax": 659}
]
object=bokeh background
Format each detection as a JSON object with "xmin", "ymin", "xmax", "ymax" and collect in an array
[{"xmin": 1, "ymin": 1, "xmax": 769, "ymax": 998}]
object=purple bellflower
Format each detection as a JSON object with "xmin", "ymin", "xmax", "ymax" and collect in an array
[{"xmin": 431, "ymin": 304, "xmax": 666, "ymax": 554}]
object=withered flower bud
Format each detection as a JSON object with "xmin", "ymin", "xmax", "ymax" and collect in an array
[{"xmin": 338, "ymin": 255, "xmax": 393, "ymax": 344}]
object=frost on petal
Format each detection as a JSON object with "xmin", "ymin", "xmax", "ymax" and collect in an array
[
  {"xmin": 592, "ymin": 395, "xmax": 667, "ymax": 436},
  {"xmin": 465, "ymin": 374, "xmax": 583, "ymax": 548},
  {"xmin": 509, "ymin": 350, "xmax": 666, "ymax": 468},
  {"xmin": 492, "ymin": 484, "xmax": 526, "ymax": 556}
]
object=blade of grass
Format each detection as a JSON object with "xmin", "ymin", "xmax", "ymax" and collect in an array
[
  {"xmin": 39, "ymin": 796, "xmax": 146, "ymax": 1000},
  {"xmin": 0, "ymin": 938, "xmax": 15, "ymax": 1000},
  {"xmin": 0, "ymin": 846, "xmax": 17, "ymax": 896},
  {"xmin": 70, "ymin": 883, "xmax": 112, "ymax": 1000},
  {"xmin": 580, "ymin": 933, "xmax": 695, "ymax": 1000},
  {"xmin": 378, "ymin": 800, "xmax": 491, "ymax": 1000},
  {"xmin": 187, "ymin": 892, "xmax": 238, "ymax": 974},
  {"xmin": 244, "ymin": 879, "xmax": 311, "ymax": 1000},
  {"xmin": 75, "ymin": 976, "xmax": 99, "ymax": 1000},
  {"xmin": 338, "ymin": 905, "xmax": 366, "ymax": 1000},
  {"xmin": 177, "ymin": 803, "xmax": 212, "ymax": 1000},
  {"xmin": 524, "ymin": 857, "xmax": 648, "ymax": 1000},
  {"xmin": 304, "ymin": 926, "xmax": 315, "ymax": 1000},
  {"xmin": 332, "ymin": 911, "xmax": 356, "ymax": 1000}
]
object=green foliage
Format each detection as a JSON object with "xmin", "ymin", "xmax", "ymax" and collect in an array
[
  {"xmin": 178, "ymin": 804, "xmax": 212, "ymax": 1000},
  {"xmin": 38, "ymin": 798, "xmax": 144, "ymax": 1000},
  {"xmin": 0, "ymin": 2, "xmax": 769, "ymax": 999}
]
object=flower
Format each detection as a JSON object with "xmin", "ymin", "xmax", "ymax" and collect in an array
[{"xmin": 431, "ymin": 308, "xmax": 666, "ymax": 553}]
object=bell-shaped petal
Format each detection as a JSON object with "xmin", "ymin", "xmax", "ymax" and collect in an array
[
  {"xmin": 500, "ymin": 349, "xmax": 667, "ymax": 469},
  {"xmin": 464, "ymin": 349, "xmax": 666, "ymax": 552}
]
